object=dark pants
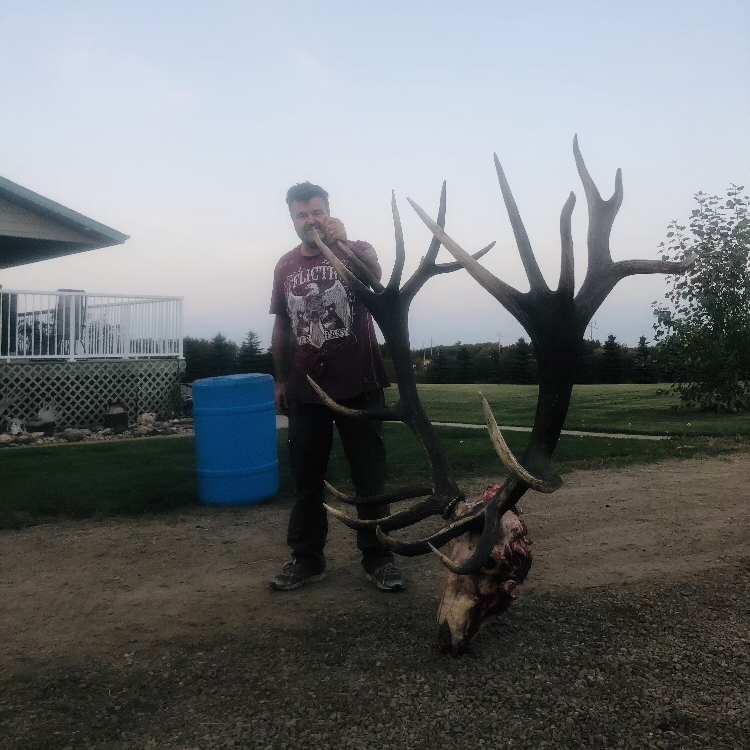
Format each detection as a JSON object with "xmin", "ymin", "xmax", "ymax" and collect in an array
[{"xmin": 286, "ymin": 389, "xmax": 393, "ymax": 575}]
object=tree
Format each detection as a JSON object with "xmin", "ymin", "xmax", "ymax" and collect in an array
[
  {"xmin": 428, "ymin": 348, "xmax": 450, "ymax": 384},
  {"xmin": 183, "ymin": 336, "xmax": 214, "ymax": 382},
  {"xmin": 183, "ymin": 333, "xmax": 241, "ymax": 382},
  {"xmin": 210, "ymin": 333, "xmax": 239, "ymax": 376},
  {"xmin": 510, "ymin": 338, "xmax": 536, "ymax": 385},
  {"xmin": 455, "ymin": 346, "xmax": 473, "ymax": 384},
  {"xmin": 653, "ymin": 186, "xmax": 750, "ymax": 411},
  {"xmin": 634, "ymin": 335, "xmax": 656, "ymax": 384},
  {"xmin": 237, "ymin": 330, "xmax": 263, "ymax": 373},
  {"xmin": 601, "ymin": 334, "xmax": 623, "ymax": 384}
]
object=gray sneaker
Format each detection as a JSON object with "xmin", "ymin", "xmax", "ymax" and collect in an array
[
  {"xmin": 271, "ymin": 560, "xmax": 326, "ymax": 591},
  {"xmin": 368, "ymin": 563, "xmax": 405, "ymax": 592}
]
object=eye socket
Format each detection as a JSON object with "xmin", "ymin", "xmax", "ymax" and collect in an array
[{"xmin": 312, "ymin": 209, "xmax": 325, "ymax": 217}]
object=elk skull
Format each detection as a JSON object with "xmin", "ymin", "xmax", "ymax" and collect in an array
[{"xmin": 436, "ymin": 485, "xmax": 532, "ymax": 655}]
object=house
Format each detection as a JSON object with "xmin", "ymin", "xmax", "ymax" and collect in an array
[{"xmin": 0, "ymin": 175, "xmax": 184, "ymax": 428}]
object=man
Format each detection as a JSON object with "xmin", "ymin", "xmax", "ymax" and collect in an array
[{"xmin": 269, "ymin": 181, "xmax": 405, "ymax": 593}]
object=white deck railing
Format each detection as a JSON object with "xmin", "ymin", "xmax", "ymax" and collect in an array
[{"xmin": 0, "ymin": 289, "xmax": 183, "ymax": 360}]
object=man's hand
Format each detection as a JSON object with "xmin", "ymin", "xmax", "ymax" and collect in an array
[
  {"xmin": 274, "ymin": 382, "xmax": 289, "ymax": 416},
  {"xmin": 317, "ymin": 216, "xmax": 348, "ymax": 244}
]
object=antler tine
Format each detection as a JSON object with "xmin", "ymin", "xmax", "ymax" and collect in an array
[
  {"xmin": 423, "ymin": 181, "xmax": 447, "ymax": 265},
  {"xmin": 335, "ymin": 241, "xmax": 385, "ymax": 293},
  {"xmin": 433, "ymin": 242, "xmax": 495, "ymax": 275},
  {"xmin": 572, "ymin": 136, "xmax": 696, "ymax": 321},
  {"xmin": 572, "ymin": 134, "xmax": 623, "ymax": 275},
  {"xmin": 307, "ymin": 376, "xmax": 402, "ymax": 421},
  {"xmin": 407, "ymin": 198, "xmax": 525, "ymax": 322},
  {"xmin": 312, "ymin": 229, "xmax": 378, "ymax": 307},
  {"xmin": 558, "ymin": 191, "xmax": 576, "ymax": 296},
  {"xmin": 375, "ymin": 508, "xmax": 485, "ymax": 556},
  {"xmin": 386, "ymin": 192, "xmax": 407, "ymax": 292},
  {"xmin": 400, "ymin": 185, "xmax": 496, "ymax": 305},
  {"xmin": 493, "ymin": 153, "xmax": 550, "ymax": 293},
  {"xmin": 613, "ymin": 255, "xmax": 698, "ymax": 281},
  {"xmin": 324, "ymin": 493, "xmax": 458, "ymax": 532},
  {"xmin": 429, "ymin": 493, "xmax": 506, "ymax": 575},
  {"xmin": 324, "ymin": 480, "xmax": 434, "ymax": 506},
  {"xmin": 479, "ymin": 393, "xmax": 561, "ymax": 493}
]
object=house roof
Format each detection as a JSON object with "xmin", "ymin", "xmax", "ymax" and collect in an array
[{"xmin": 0, "ymin": 174, "xmax": 129, "ymax": 270}]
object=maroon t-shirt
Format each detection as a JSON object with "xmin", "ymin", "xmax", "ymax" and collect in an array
[{"xmin": 270, "ymin": 241, "xmax": 391, "ymax": 404}]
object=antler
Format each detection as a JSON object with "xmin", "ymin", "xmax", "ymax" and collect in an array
[
  {"xmin": 404, "ymin": 135, "xmax": 694, "ymax": 574},
  {"xmin": 312, "ymin": 136, "xmax": 693, "ymax": 578},
  {"xmin": 308, "ymin": 187, "xmax": 495, "ymax": 531}
]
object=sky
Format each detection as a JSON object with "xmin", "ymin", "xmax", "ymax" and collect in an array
[{"xmin": 1, "ymin": 0, "xmax": 748, "ymax": 349}]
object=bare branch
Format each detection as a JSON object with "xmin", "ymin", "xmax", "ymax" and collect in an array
[{"xmin": 494, "ymin": 154, "xmax": 549, "ymax": 293}]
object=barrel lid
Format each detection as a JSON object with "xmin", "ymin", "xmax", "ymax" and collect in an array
[
  {"xmin": 193, "ymin": 373, "xmax": 273, "ymax": 390},
  {"xmin": 193, "ymin": 372, "xmax": 273, "ymax": 387}
]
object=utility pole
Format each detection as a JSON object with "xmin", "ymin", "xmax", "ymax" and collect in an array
[
  {"xmin": 588, "ymin": 320, "xmax": 598, "ymax": 341},
  {"xmin": 498, "ymin": 332, "xmax": 502, "ymax": 353}
]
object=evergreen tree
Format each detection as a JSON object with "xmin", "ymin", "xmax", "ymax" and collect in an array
[
  {"xmin": 210, "ymin": 333, "xmax": 239, "ymax": 376},
  {"xmin": 575, "ymin": 339, "xmax": 601, "ymax": 384},
  {"xmin": 637, "ymin": 335, "xmax": 649, "ymax": 357},
  {"xmin": 511, "ymin": 338, "xmax": 536, "ymax": 385},
  {"xmin": 455, "ymin": 346, "xmax": 473, "ymax": 384},
  {"xmin": 634, "ymin": 335, "xmax": 656, "ymax": 383},
  {"xmin": 601, "ymin": 334, "xmax": 623, "ymax": 384},
  {"xmin": 428, "ymin": 349, "xmax": 450, "ymax": 384},
  {"xmin": 238, "ymin": 330, "xmax": 263, "ymax": 372},
  {"xmin": 183, "ymin": 336, "xmax": 214, "ymax": 382}
]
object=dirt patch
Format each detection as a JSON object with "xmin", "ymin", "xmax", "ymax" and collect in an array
[{"xmin": 1, "ymin": 453, "xmax": 747, "ymax": 675}]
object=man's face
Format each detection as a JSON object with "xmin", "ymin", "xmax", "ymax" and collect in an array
[{"xmin": 290, "ymin": 197, "xmax": 329, "ymax": 247}]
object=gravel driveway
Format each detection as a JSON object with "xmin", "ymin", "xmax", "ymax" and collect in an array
[{"xmin": 1, "ymin": 454, "xmax": 748, "ymax": 749}]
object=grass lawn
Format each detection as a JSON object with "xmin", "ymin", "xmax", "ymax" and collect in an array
[
  {"xmin": 405, "ymin": 383, "xmax": 750, "ymax": 437},
  {"xmin": 0, "ymin": 418, "xmax": 744, "ymax": 529}
]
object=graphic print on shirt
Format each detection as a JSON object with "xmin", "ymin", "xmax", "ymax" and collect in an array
[{"xmin": 285, "ymin": 263, "xmax": 353, "ymax": 349}]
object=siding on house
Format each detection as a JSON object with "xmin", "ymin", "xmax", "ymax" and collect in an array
[{"xmin": 0, "ymin": 197, "xmax": 96, "ymax": 244}]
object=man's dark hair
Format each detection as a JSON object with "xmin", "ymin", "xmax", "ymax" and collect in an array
[{"xmin": 286, "ymin": 182, "xmax": 329, "ymax": 213}]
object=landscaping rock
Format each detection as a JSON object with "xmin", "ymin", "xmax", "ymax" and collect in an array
[
  {"xmin": 25, "ymin": 420, "xmax": 56, "ymax": 436},
  {"xmin": 0, "ymin": 417, "xmax": 196, "ymax": 447},
  {"xmin": 60, "ymin": 429, "xmax": 87, "ymax": 443}
]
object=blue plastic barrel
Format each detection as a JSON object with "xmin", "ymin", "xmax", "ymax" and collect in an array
[{"xmin": 192, "ymin": 373, "xmax": 279, "ymax": 506}]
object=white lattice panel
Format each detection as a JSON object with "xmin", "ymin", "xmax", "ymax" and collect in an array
[{"xmin": 0, "ymin": 359, "xmax": 184, "ymax": 428}]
